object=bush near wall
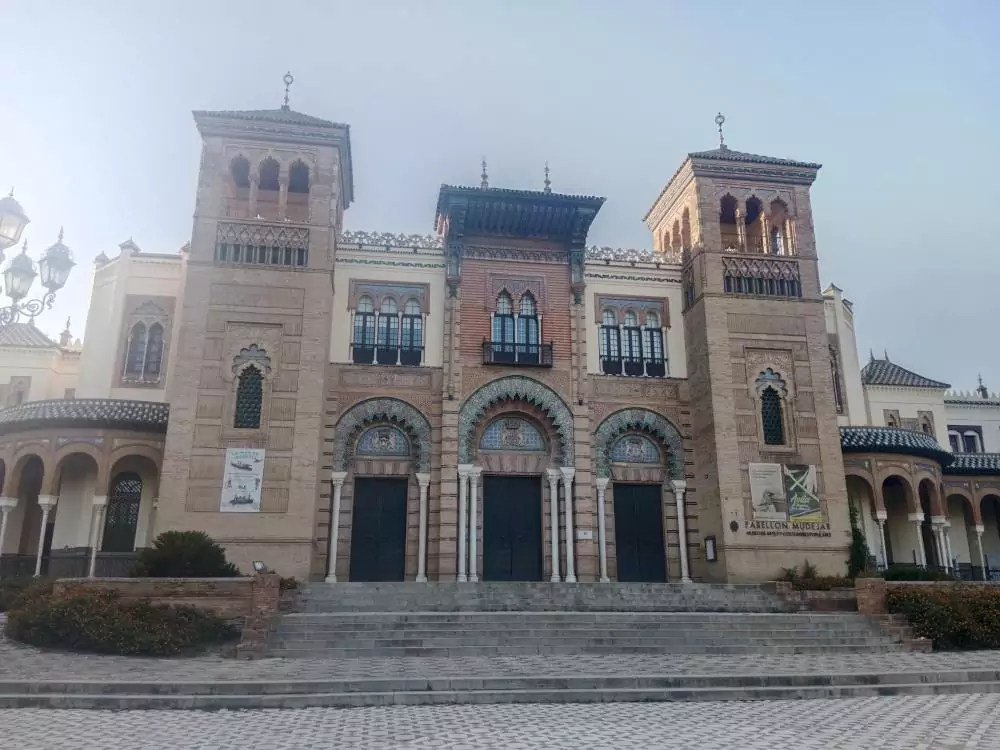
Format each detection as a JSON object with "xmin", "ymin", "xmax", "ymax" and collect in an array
[
  {"xmin": 4, "ymin": 589, "xmax": 239, "ymax": 656},
  {"xmin": 0, "ymin": 578, "xmax": 52, "ymax": 613},
  {"xmin": 886, "ymin": 585, "xmax": 1000, "ymax": 650},
  {"xmin": 883, "ymin": 566, "xmax": 955, "ymax": 582},
  {"xmin": 132, "ymin": 531, "xmax": 240, "ymax": 578}
]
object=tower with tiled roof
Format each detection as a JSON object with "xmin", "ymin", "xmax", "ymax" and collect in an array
[{"xmin": 643, "ymin": 114, "xmax": 850, "ymax": 581}]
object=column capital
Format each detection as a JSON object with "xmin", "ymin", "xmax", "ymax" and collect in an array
[
  {"xmin": 559, "ymin": 466, "xmax": 576, "ymax": 481},
  {"xmin": 458, "ymin": 464, "xmax": 474, "ymax": 477},
  {"xmin": 0, "ymin": 496, "xmax": 18, "ymax": 510},
  {"xmin": 330, "ymin": 471, "xmax": 348, "ymax": 487},
  {"xmin": 930, "ymin": 515, "xmax": 947, "ymax": 526},
  {"xmin": 546, "ymin": 467, "xmax": 562, "ymax": 480},
  {"xmin": 907, "ymin": 512, "xmax": 924, "ymax": 522},
  {"xmin": 37, "ymin": 494, "xmax": 58, "ymax": 510},
  {"xmin": 595, "ymin": 477, "xmax": 610, "ymax": 491},
  {"xmin": 471, "ymin": 465, "xmax": 484, "ymax": 477},
  {"xmin": 874, "ymin": 509, "xmax": 888, "ymax": 521},
  {"xmin": 976, "ymin": 524, "xmax": 986, "ymax": 534},
  {"xmin": 92, "ymin": 494, "xmax": 108, "ymax": 508},
  {"xmin": 415, "ymin": 472, "xmax": 431, "ymax": 488},
  {"xmin": 669, "ymin": 479, "xmax": 687, "ymax": 493}
]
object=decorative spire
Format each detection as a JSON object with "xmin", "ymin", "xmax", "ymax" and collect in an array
[
  {"xmin": 978, "ymin": 374, "xmax": 989, "ymax": 399},
  {"xmin": 480, "ymin": 157, "xmax": 489, "ymax": 189},
  {"xmin": 715, "ymin": 112, "xmax": 727, "ymax": 150},
  {"xmin": 884, "ymin": 349, "xmax": 890, "ymax": 361},
  {"xmin": 7, "ymin": 187, "xmax": 12, "ymax": 198},
  {"xmin": 59, "ymin": 318, "xmax": 73, "ymax": 348},
  {"xmin": 58, "ymin": 226, "xmax": 64, "ymax": 242},
  {"xmin": 543, "ymin": 161, "xmax": 551, "ymax": 194},
  {"xmin": 282, "ymin": 71, "xmax": 294, "ymax": 111},
  {"xmin": 869, "ymin": 349, "xmax": 875, "ymax": 363}
]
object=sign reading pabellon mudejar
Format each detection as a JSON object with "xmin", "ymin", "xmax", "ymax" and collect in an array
[{"xmin": 746, "ymin": 462, "xmax": 830, "ymax": 537}]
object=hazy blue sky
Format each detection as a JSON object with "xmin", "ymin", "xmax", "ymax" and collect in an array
[{"xmin": 3, "ymin": 1, "xmax": 998, "ymax": 388}]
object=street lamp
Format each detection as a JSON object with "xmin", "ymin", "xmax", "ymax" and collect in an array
[
  {"xmin": 0, "ymin": 227, "xmax": 75, "ymax": 328},
  {"xmin": 0, "ymin": 190, "xmax": 30, "ymax": 256}
]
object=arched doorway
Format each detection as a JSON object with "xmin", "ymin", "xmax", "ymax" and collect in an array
[
  {"xmin": 103, "ymin": 472, "xmax": 143, "ymax": 553},
  {"xmin": 882, "ymin": 475, "xmax": 916, "ymax": 566}
]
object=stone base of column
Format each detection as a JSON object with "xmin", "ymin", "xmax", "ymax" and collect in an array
[{"xmin": 324, "ymin": 575, "xmax": 337, "ymax": 583}]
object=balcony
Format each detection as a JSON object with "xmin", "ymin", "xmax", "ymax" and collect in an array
[
  {"xmin": 483, "ymin": 341, "xmax": 554, "ymax": 367},
  {"xmin": 351, "ymin": 345, "xmax": 423, "ymax": 366},
  {"xmin": 600, "ymin": 357, "xmax": 668, "ymax": 378}
]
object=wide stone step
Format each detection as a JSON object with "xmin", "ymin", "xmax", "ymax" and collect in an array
[
  {"xmin": 271, "ymin": 627, "xmax": 883, "ymax": 640},
  {"xmin": 268, "ymin": 636, "xmax": 897, "ymax": 650},
  {"xmin": 279, "ymin": 611, "xmax": 859, "ymax": 623},
  {"xmin": 5, "ymin": 670, "xmax": 996, "ymax": 709}
]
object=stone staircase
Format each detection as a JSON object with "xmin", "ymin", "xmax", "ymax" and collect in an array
[{"xmin": 266, "ymin": 582, "xmax": 905, "ymax": 659}]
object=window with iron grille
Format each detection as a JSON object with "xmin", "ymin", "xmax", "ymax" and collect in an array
[
  {"xmin": 401, "ymin": 299, "xmax": 423, "ymax": 365},
  {"xmin": 234, "ymin": 365, "xmax": 263, "ymax": 429},
  {"xmin": 621, "ymin": 311, "xmax": 644, "ymax": 376},
  {"xmin": 491, "ymin": 292, "xmax": 516, "ymax": 362},
  {"xmin": 761, "ymin": 387, "xmax": 785, "ymax": 445},
  {"xmin": 644, "ymin": 311, "xmax": 667, "ymax": 377},
  {"xmin": 352, "ymin": 295, "xmax": 376, "ymax": 364},
  {"xmin": 376, "ymin": 298, "xmax": 400, "ymax": 364},
  {"xmin": 599, "ymin": 309, "xmax": 622, "ymax": 375},
  {"xmin": 102, "ymin": 472, "xmax": 142, "ymax": 553}
]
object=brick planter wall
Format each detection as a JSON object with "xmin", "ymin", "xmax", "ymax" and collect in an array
[
  {"xmin": 53, "ymin": 577, "xmax": 255, "ymax": 618},
  {"xmin": 771, "ymin": 582, "xmax": 857, "ymax": 612}
]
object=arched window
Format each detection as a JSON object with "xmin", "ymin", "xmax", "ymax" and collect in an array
[
  {"xmin": 761, "ymin": 388, "xmax": 785, "ymax": 445},
  {"xmin": 258, "ymin": 157, "xmax": 280, "ymax": 192},
  {"xmin": 230, "ymin": 156, "xmax": 250, "ymax": 189},
  {"xmin": 644, "ymin": 311, "xmax": 666, "ymax": 377},
  {"xmin": 621, "ymin": 311, "xmax": 643, "ymax": 376},
  {"xmin": 769, "ymin": 226, "xmax": 783, "ymax": 255},
  {"xmin": 611, "ymin": 434, "xmax": 660, "ymax": 463},
  {"xmin": 401, "ymin": 299, "xmax": 423, "ymax": 365},
  {"xmin": 356, "ymin": 425, "xmax": 410, "ymax": 457},
  {"xmin": 144, "ymin": 323, "xmax": 164, "ymax": 380},
  {"xmin": 517, "ymin": 293, "xmax": 540, "ymax": 364},
  {"xmin": 719, "ymin": 194, "xmax": 739, "ymax": 249},
  {"xmin": 769, "ymin": 199, "xmax": 790, "ymax": 255},
  {"xmin": 480, "ymin": 417, "xmax": 546, "ymax": 451},
  {"xmin": 745, "ymin": 196, "xmax": 764, "ymax": 253},
  {"xmin": 492, "ymin": 292, "xmax": 515, "ymax": 362},
  {"xmin": 234, "ymin": 365, "xmax": 263, "ymax": 429},
  {"xmin": 681, "ymin": 207, "xmax": 691, "ymax": 249},
  {"xmin": 830, "ymin": 346, "xmax": 844, "ymax": 414},
  {"xmin": 288, "ymin": 160, "xmax": 310, "ymax": 194},
  {"xmin": 125, "ymin": 322, "xmax": 147, "ymax": 377},
  {"xmin": 102, "ymin": 472, "xmax": 142, "ymax": 553},
  {"xmin": 672, "ymin": 221, "xmax": 682, "ymax": 253},
  {"xmin": 377, "ymin": 298, "xmax": 399, "ymax": 363},
  {"xmin": 352, "ymin": 296, "xmax": 376, "ymax": 364},
  {"xmin": 600, "ymin": 308, "xmax": 622, "ymax": 375}
]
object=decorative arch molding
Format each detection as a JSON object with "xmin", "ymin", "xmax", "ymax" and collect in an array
[
  {"xmin": 332, "ymin": 398, "xmax": 431, "ymax": 473},
  {"xmin": 594, "ymin": 408, "xmax": 684, "ymax": 479},
  {"xmin": 459, "ymin": 376, "xmax": 574, "ymax": 464}
]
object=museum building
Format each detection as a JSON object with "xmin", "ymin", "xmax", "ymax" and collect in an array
[{"xmin": 2, "ymin": 95, "xmax": 1000, "ymax": 583}]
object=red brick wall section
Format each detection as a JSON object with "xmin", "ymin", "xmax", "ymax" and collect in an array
[
  {"xmin": 52, "ymin": 577, "xmax": 254, "ymax": 619},
  {"xmin": 237, "ymin": 573, "xmax": 281, "ymax": 659},
  {"xmin": 855, "ymin": 577, "xmax": 887, "ymax": 615}
]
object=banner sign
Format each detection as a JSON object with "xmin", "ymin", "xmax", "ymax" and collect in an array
[
  {"xmin": 747, "ymin": 462, "xmax": 829, "ymax": 537},
  {"xmin": 220, "ymin": 448, "xmax": 265, "ymax": 513}
]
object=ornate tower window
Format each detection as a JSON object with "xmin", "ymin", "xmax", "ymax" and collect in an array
[
  {"xmin": 401, "ymin": 298, "xmax": 423, "ymax": 365},
  {"xmin": 517, "ymin": 293, "xmax": 540, "ymax": 364},
  {"xmin": 644, "ymin": 311, "xmax": 666, "ymax": 377},
  {"xmin": 755, "ymin": 368, "xmax": 788, "ymax": 446},
  {"xmin": 120, "ymin": 299, "xmax": 172, "ymax": 385},
  {"xmin": 491, "ymin": 292, "xmax": 516, "ymax": 363},
  {"xmin": 599, "ymin": 308, "xmax": 622, "ymax": 375},
  {"xmin": 234, "ymin": 365, "xmax": 263, "ymax": 429},
  {"xmin": 352, "ymin": 295, "xmax": 376, "ymax": 364},
  {"xmin": 376, "ymin": 298, "xmax": 399, "ymax": 364},
  {"xmin": 124, "ymin": 322, "xmax": 147, "ymax": 377},
  {"xmin": 622, "ymin": 311, "xmax": 643, "ymax": 376},
  {"xmin": 830, "ymin": 345, "xmax": 844, "ymax": 414}
]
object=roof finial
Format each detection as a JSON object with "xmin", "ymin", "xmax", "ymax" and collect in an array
[
  {"xmin": 884, "ymin": 349, "xmax": 890, "ymax": 361},
  {"xmin": 58, "ymin": 226, "xmax": 64, "ymax": 242},
  {"xmin": 715, "ymin": 112, "xmax": 727, "ymax": 150},
  {"xmin": 978, "ymin": 374, "xmax": 989, "ymax": 399},
  {"xmin": 543, "ymin": 161, "xmax": 551, "ymax": 194},
  {"xmin": 282, "ymin": 71, "xmax": 294, "ymax": 111},
  {"xmin": 869, "ymin": 349, "xmax": 875, "ymax": 363},
  {"xmin": 480, "ymin": 156, "xmax": 489, "ymax": 189},
  {"xmin": 7, "ymin": 187, "xmax": 12, "ymax": 198}
]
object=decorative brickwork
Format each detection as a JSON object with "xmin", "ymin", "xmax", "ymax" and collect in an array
[{"xmin": 594, "ymin": 408, "xmax": 684, "ymax": 479}]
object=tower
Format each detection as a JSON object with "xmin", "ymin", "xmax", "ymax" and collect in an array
[
  {"xmin": 645, "ymin": 118, "xmax": 849, "ymax": 580},
  {"xmin": 156, "ymin": 83, "xmax": 353, "ymax": 578}
]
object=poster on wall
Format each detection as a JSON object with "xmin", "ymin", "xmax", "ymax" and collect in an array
[
  {"xmin": 220, "ymin": 448, "xmax": 265, "ymax": 513},
  {"xmin": 784, "ymin": 464, "xmax": 823, "ymax": 523},
  {"xmin": 749, "ymin": 463, "xmax": 787, "ymax": 521}
]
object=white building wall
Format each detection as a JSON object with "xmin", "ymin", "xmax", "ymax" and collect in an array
[
  {"xmin": 944, "ymin": 396, "xmax": 1000, "ymax": 452},
  {"xmin": 823, "ymin": 286, "xmax": 866, "ymax": 426},
  {"xmin": 0, "ymin": 347, "xmax": 78, "ymax": 402},
  {"xmin": 864, "ymin": 385, "xmax": 949, "ymax": 446},
  {"xmin": 52, "ymin": 465, "xmax": 96, "ymax": 549},
  {"xmin": 583, "ymin": 266, "xmax": 687, "ymax": 378},
  {"xmin": 945, "ymin": 495, "xmax": 973, "ymax": 564}
]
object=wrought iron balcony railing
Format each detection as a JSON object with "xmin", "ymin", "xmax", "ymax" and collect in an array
[{"xmin": 482, "ymin": 341, "xmax": 554, "ymax": 367}]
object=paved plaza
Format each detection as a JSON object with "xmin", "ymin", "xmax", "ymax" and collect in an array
[{"xmin": 2, "ymin": 694, "xmax": 1000, "ymax": 749}]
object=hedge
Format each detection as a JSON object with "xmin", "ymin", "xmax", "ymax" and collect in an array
[
  {"xmin": 790, "ymin": 575, "xmax": 855, "ymax": 591},
  {"xmin": 4, "ymin": 589, "xmax": 238, "ymax": 656},
  {"xmin": 133, "ymin": 530, "xmax": 240, "ymax": 578},
  {"xmin": 886, "ymin": 585, "xmax": 1000, "ymax": 650}
]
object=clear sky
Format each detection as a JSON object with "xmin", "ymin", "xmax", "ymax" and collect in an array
[{"xmin": 3, "ymin": 0, "xmax": 998, "ymax": 389}]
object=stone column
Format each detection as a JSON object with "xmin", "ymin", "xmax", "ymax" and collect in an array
[
  {"xmin": 33, "ymin": 495, "xmax": 57, "ymax": 577},
  {"xmin": 546, "ymin": 469, "xmax": 562, "ymax": 582},
  {"xmin": 278, "ymin": 174, "xmax": 289, "ymax": 219},
  {"xmin": 735, "ymin": 208, "xmax": 746, "ymax": 249},
  {"xmin": 416, "ymin": 473, "xmax": 430, "ymax": 583},
  {"xmin": 457, "ymin": 465, "xmax": 472, "ymax": 582},
  {"xmin": 560, "ymin": 467, "xmax": 576, "ymax": 583},
  {"xmin": 670, "ymin": 479, "xmax": 691, "ymax": 582},
  {"xmin": 595, "ymin": 478, "xmax": 610, "ymax": 583},
  {"xmin": 87, "ymin": 495, "xmax": 108, "ymax": 578},
  {"xmin": 248, "ymin": 175, "xmax": 259, "ymax": 217},
  {"xmin": 469, "ymin": 466, "xmax": 482, "ymax": 583},
  {"xmin": 943, "ymin": 521, "xmax": 954, "ymax": 572},
  {"xmin": 0, "ymin": 496, "xmax": 17, "ymax": 556},
  {"xmin": 930, "ymin": 516, "xmax": 946, "ymax": 569},
  {"xmin": 875, "ymin": 509, "xmax": 888, "ymax": 568},
  {"xmin": 325, "ymin": 472, "xmax": 347, "ymax": 583},
  {"xmin": 976, "ymin": 524, "xmax": 988, "ymax": 579},
  {"xmin": 908, "ymin": 512, "xmax": 927, "ymax": 567}
]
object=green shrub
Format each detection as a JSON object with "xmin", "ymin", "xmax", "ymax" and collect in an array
[
  {"xmin": 779, "ymin": 566, "xmax": 798, "ymax": 582},
  {"xmin": 279, "ymin": 576, "xmax": 298, "ymax": 592},
  {"xmin": 886, "ymin": 584, "xmax": 1000, "ymax": 650},
  {"xmin": 133, "ymin": 531, "xmax": 240, "ymax": 578},
  {"xmin": 790, "ymin": 575, "xmax": 855, "ymax": 591},
  {"xmin": 4, "ymin": 589, "xmax": 238, "ymax": 656},
  {"xmin": 800, "ymin": 560, "xmax": 818, "ymax": 579},
  {"xmin": 848, "ymin": 503, "xmax": 871, "ymax": 578},
  {"xmin": 883, "ymin": 566, "xmax": 954, "ymax": 582},
  {"xmin": 0, "ymin": 578, "xmax": 51, "ymax": 613}
]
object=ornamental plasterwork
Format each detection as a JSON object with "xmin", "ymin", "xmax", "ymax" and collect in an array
[
  {"xmin": 339, "ymin": 231, "xmax": 444, "ymax": 249},
  {"xmin": 594, "ymin": 408, "xmax": 684, "ymax": 479},
  {"xmin": 232, "ymin": 345, "xmax": 272, "ymax": 376},
  {"xmin": 332, "ymin": 397, "xmax": 432, "ymax": 473},
  {"xmin": 217, "ymin": 222, "xmax": 309, "ymax": 250},
  {"xmin": 459, "ymin": 376, "xmax": 574, "ymax": 464},
  {"xmin": 487, "ymin": 274, "xmax": 546, "ymax": 307},
  {"xmin": 337, "ymin": 258, "xmax": 446, "ymax": 270},
  {"xmin": 56, "ymin": 436, "xmax": 104, "ymax": 448}
]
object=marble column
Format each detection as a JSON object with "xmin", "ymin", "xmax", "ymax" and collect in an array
[
  {"xmin": 457, "ymin": 465, "xmax": 472, "ymax": 582},
  {"xmin": 670, "ymin": 479, "xmax": 691, "ymax": 583},
  {"xmin": 324, "ymin": 472, "xmax": 347, "ymax": 583},
  {"xmin": 908, "ymin": 512, "xmax": 927, "ymax": 567},
  {"xmin": 469, "ymin": 467, "xmax": 482, "ymax": 583},
  {"xmin": 34, "ymin": 495, "xmax": 57, "ymax": 577},
  {"xmin": 975, "ymin": 524, "xmax": 988, "ymax": 579},
  {"xmin": 930, "ymin": 516, "xmax": 946, "ymax": 569},
  {"xmin": 0, "ymin": 496, "xmax": 17, "ymax": 556},
  {"xmin": 87, "ymin": 495, "xmax": 108, "ymax": 578},
  {"xmin": 560, "ymin": 467, "xmax": 576, "ymax": 583},
  {"xmin": 595, "ymin": 478, "xmax": 610, "ymax": 583},
  {"xmin": 415, "ymin": 473, "xmax": 430, "ymax": 583},
  {"xmin": 943, "ymin": 521, "xmax": 954, "ymax": 572},
  {"xmin": 875, "ymin": 509, "xmax": 888, "ymax": 568},
  {"xmin": 546, "ymin": 469, "xmax": 562, "ymax": 582}
]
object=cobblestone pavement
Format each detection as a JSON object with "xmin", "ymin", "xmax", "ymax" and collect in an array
[
  {"xmin": 3, "ymin": 694, "xmax": 1000, "ymax": 749},
  {"xmin": 6, "ymin": 633, "xmax": 1000, "ymax": 681}
]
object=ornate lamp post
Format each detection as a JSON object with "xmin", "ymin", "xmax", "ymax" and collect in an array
[{"xmin": 0, "ymin": 193, "xmax": 74, "ymax": 328}]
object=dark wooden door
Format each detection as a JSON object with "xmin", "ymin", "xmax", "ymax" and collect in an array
[
  {"xmin": 349, "ymin": 478, "xmax": 407, "ymax": 582},
  {"xmin": 483, "ymin": 475, "xmax": 543, "ymax": 581},
  {"xmin": 614, "ymin": 483, "xmax": 667, "ymax": 582}
]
